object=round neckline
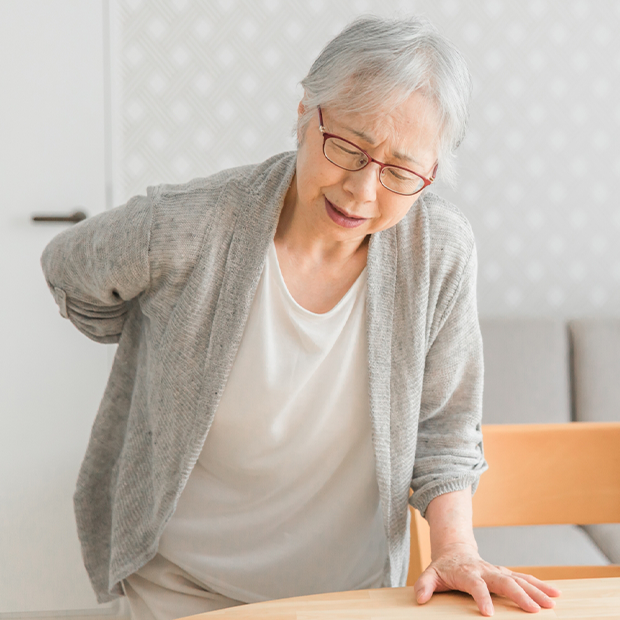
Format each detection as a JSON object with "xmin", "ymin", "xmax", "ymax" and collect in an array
[{"xmin": 270, "ymin": 240, "xmax": 367, "ymax": 318}]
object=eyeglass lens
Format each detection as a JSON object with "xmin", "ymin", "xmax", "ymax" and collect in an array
[{"xmin": 323, "ymin": 137, "xmax": 425, "ymax": 195}]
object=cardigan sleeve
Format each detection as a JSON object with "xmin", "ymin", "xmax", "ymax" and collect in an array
[
  {"xmin": 409, "ymin": 244, "xmax": 488, "ymax": 518},
  {"xmin": 40, "ymin": 194, "xmax": 153, "ymax": 344}
]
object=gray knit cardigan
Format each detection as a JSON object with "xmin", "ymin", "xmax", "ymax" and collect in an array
[{"xmin": 41, "ymin": 150, "xmax": 487, "ymax": 604}]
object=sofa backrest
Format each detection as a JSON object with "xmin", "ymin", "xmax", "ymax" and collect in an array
[
  {"xmin": 569, "ymin": 319, "xmax": 620, "ymax": 423},
  {"xmin": 479, "ymin": 318, "xmax": 571, "ymax": 424}
]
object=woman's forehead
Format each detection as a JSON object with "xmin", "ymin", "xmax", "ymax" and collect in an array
[{"xmin": 328, "ymin": 95, "xmax": 441, "ymax": 162}]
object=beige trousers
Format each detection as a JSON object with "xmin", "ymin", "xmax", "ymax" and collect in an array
[{"xmin": 121, "ymin": 553, "xmax": 245, "ymax": 620}]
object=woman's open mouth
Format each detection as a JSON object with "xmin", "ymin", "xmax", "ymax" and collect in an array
[{"xmin": 324, "ymin": 197, "xmax": 368, "ymax": 228}]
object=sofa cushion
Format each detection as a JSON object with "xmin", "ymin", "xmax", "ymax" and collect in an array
[
  {"xmin": 474, "ymin": 525, "xmax": 611, "ymax": 567},
  {"xmin": 569, "ymin": 318, "xmax": 620, "ymax": 423},
  {"xmin": 479, "ymin": 318, "xmax": 571, "ymax": 424},
  {"xmin": 582, "ymin": 524, "xmax": 620, "ymax": 564}
]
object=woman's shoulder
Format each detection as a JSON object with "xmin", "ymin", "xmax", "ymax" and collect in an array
[
  {"xmin": 137, "ymin": 152, "xmax": 297, "ymax": 284},
  {"xmin": 418, "ymin": 191, "xmax": 475, "ymax": 255},
  {"xmin": 146, "ymin": 150, "xmax": 297, "ymax": 211},
  {"xmin": 145, "ymin": 161, "xmax": 257, "ymax": 214},
  {"xmin": 407, "ymin": 191, "xmax": 477, "ymax": 304},
  {"xmin": 143, "ymin": 149, "xmax": 296, "ymax": 241},
  {"xmin": 404, "ymin": 193, "xmax": 478, "ymax": 338}
]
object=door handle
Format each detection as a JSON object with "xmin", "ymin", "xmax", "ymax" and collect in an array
[{"xmin": 32, "ymin": 210, "xmax": 87, "ymax": 223}]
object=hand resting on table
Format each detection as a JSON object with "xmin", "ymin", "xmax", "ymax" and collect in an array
[
  {"xmin": 415, "ymin": 489, "xmax": 562, "ymax": 616},
  {"xmin": 414, "ymin": 541, "xmax": 561, "ymax": 616}
]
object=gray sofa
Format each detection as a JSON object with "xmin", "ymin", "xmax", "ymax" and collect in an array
[{"xmin": 473, "ymin": 318, "xmax": 620, "ymax": 568}]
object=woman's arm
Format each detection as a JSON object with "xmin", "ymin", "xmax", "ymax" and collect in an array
[
  {"xmin": 415, "ymin": 488, "xmax": 561, "ymax": 616},
  {"xmin": 410, "ymin": 236, "xmax": 559, "ymax": 615},
  {"xmin": 40, "ymin": 193, "xmax": 153, "ymax": 343}
]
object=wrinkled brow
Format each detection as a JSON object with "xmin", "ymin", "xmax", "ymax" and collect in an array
[{"xmin": 340, "ymin": 123, "xmax": 422, "ymax": 167}]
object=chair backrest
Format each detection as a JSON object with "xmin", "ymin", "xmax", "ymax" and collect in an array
[
  {"xmin": 407, "ymin": 422, "xmax": 620, "ymax": 585},
  {"xmin": 473, "ymin": 423, "xmax": 620, "ymax": 526}
]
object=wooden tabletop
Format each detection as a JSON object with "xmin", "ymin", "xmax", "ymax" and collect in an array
[{"xmin": 177, "ymin": 578, "xmax": 620, "ymax": 619}]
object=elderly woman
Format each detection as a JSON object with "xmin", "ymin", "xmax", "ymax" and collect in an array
[{"xmin": 41, "ymin": 15, "xmax": 559, "ymax": 620}]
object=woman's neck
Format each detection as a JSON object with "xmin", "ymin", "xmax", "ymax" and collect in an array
[{"xmin": 275, "ymin": 174, "xmax": 369, "ymax": 270}]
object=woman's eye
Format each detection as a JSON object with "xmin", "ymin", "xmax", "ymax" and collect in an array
[
  {"xmin": 387, "ymin": 169, "xmax": 408, "ymax": 181},
  {"xmin": 336, "ymin": 143, "xmax": 361, "ymax": 156}
]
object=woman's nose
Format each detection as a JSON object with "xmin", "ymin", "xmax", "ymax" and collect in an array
[{"xmin": 342, "ymin": 162, "xmax": 380, "ymax": 202}]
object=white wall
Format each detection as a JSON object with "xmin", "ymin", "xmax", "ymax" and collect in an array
[{"xmin": 112, "ymin": 0, "xmax": 620, "ymax": 317}]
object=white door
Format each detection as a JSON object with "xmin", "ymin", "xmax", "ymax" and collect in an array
[{"xmin": 0, "ymin": 1, "xmax": 123, "ymax": 616}]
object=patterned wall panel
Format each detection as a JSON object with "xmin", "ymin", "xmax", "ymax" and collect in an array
[{"xmin": 112, "ymin": 0, "xmax": 620, "ymax": 317}]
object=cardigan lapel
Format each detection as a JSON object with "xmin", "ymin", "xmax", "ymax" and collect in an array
[
  {"xmin": 196, "ymin": 153, "xmax": 298, "ymax": 438},
  {"xmin": 366, "ymin": 225, "xmax": 397, "ymax": 550}
]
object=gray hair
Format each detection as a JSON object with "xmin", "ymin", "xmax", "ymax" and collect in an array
[{"xmin": 295, "ymin": 15, "xmax": 472, "ymax": 186}]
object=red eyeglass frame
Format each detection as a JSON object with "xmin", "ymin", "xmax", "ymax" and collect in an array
[{"xmin": 317, "ymin": 105, "xmax": 438, "ymax": 196}]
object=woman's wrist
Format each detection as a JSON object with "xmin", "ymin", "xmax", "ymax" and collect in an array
[
  {"xmin": 431, "ymin": 540, "xmax": 479, "ymax": 560},
  {"xmin": 424, "ymin": 487, "xmax": 478, "ymax": 559}
]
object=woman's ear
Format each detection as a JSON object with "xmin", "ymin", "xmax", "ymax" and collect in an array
[{"xmin": 296, "ymin": 100, "xmax": 307, "ymax": 145}]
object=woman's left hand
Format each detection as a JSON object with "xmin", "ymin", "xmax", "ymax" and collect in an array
[{"xmin": 414, "ymin": 542, "xmax": 562, "ymax": 616}]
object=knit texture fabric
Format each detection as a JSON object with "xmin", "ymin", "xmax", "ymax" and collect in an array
[{"xmin": 40, "ymin": 150, "xmax": 487, "ymax": 604}]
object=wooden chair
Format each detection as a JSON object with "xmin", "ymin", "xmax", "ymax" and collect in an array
[{"xmin": 407, "ymin": 422, "xmax": 620, "ymax": 585}]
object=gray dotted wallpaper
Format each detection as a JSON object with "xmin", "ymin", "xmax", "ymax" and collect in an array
[{"xmin": 110, "ymin": 0, "xmax": 620, "ymax": 317}]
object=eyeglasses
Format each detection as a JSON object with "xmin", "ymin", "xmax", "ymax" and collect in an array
[{"xmin": 317, "ymin": 106, "xmax": 437, "ymax": 196}]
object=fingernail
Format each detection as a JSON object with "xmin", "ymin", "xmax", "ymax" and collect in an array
[{"xmin": 416, "ymin": 588, "xmax": 426, "ymax": 601}]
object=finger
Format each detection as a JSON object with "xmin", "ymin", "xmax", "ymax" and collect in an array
[
  {"xmin": 513, "ymin": 576, "xmax": 556, "ymax": 609},
  {"xmin": 485, "ymin": 572, "xmax": 540, "ymax": 613},
  {"xmin": 414, "ymin": 568, "xmax": 439, "ymax": 604},
  {"xmin": 465, "ymin": 577, "xmax": 495, "ymax": 617},
  {"xmin": 510, "ymin": 571, "xmax": 562, "ymax": 597}
]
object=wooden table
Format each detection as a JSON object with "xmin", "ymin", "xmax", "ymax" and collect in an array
[{"xmin": 177, "ymin": 578, "xmax": 620, "ymax": 619}]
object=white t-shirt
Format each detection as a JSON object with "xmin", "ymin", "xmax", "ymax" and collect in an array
[{"xmin": 157, "ymin": 239, "xmax": 388, "ymax": 603}]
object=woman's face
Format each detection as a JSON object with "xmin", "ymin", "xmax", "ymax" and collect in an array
[{"xmin": 292, "ymin": 90, "xmax": 442, "ymax": 246}]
